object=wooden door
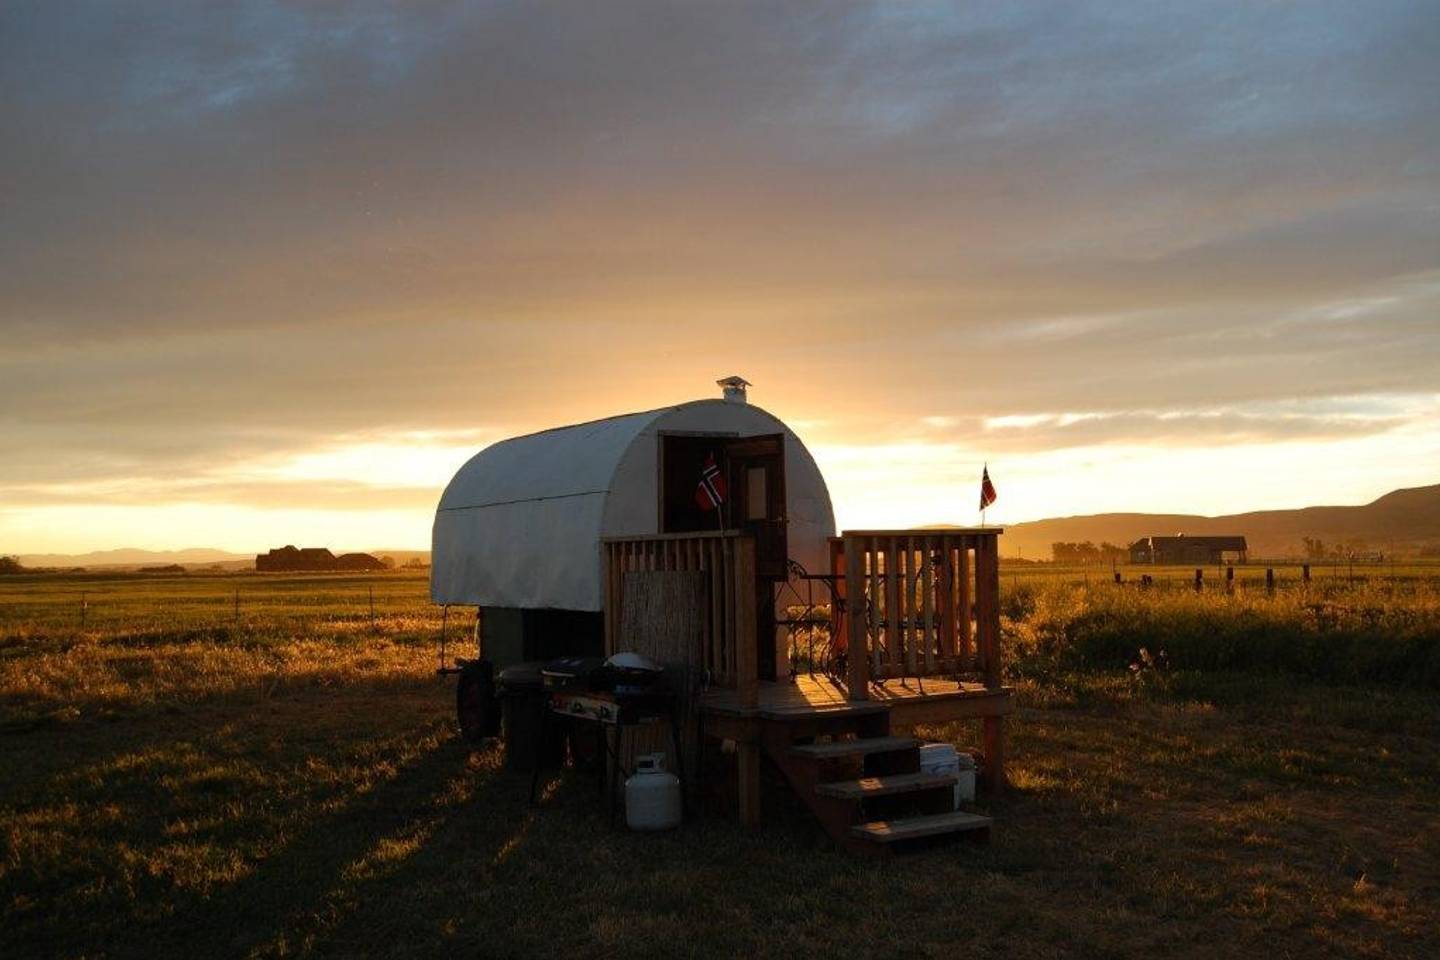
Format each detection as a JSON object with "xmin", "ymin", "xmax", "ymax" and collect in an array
[
  {"xmin": 724, "ymin": 435, "xmax": 787, "ymax": 578},
  {"xmin": 726, "ymin": 435, "xmax": 786, "ymax": 681},
  {"xmin": 657, "ymin": 432, "xmax": 788, "ymax": 682}
]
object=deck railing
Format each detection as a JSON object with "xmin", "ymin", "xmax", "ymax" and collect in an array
[
  {"xmin": 602, "ymin": 531, "xmax": 759, "ymax": 707},
  {"xmin": 833, "ymin": 530, "xmax": 1003, "ymax": 700}
]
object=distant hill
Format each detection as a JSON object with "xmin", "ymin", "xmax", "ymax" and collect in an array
[
  {"xmin": 11, "ymin": 547, "xmax": 432, "ymax": 572},
  {"xmin": 14, "ymin": 548, "xmax": 253, "ymax": 570},
  {"xmin": 1000, "ymin": 484, "xmax": 1440, "ymax": 560}
]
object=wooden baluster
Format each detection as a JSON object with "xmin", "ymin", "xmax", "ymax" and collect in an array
[
  {"xmin": 829, "ymin": 538, "xmax": 845, "ymax": 670},
  {"xmin": 735, "ymin": 536, "xmax": 758, "ymax": 709},
  {"xmin": 700, "ymin": 540, "xmax": 712, "ymax": 679},
  {"xmin": 723, "ymin": 536, "xmax": 736, "ymax": 686},
  {"xmin": 957, "ymin": 542, "xmax": 972, "ymax": 672},
  {"xmin": 869, "ymin": 538, "xmax": 881, "ymax": 679},
  {"xmin": 938, "ymin": 540, "xmax": 956, "ymax": 672},
  {"xmin": 921, "ymin": 536, "xmax": 935, "ymax": 676},
  {"xmin": 883, "ymin": 537, "xmax": 900, "ymax": 680},
  {"xmin": 897, "ymin": 536, "xmax": 911, "ymax": 676},
  {"xmin": 845, "ymin": 535, "xmax": 870, "ymax": 700},
  {"xmin": 711, "ymin": 539, "xmax": 721, "ymax": 683}
]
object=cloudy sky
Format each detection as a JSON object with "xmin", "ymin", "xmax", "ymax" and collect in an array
[{"xmin": 2, "ymin": 1, "xmax": 1437, "ymax": 553}]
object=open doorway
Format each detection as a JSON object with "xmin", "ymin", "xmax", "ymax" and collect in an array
[{"xmin": 660, "ymin": 433, "xmax": 788, "ymax": 680}]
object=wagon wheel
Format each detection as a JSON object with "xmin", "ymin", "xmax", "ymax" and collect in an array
[{"xmin": 455, "ymin": 660, "xmax": 497, "ymax": 742}]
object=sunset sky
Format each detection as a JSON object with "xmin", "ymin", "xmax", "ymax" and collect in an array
[{"xmin": 3, "ymin": 2, "xmax": 1438, "ymax": 555}]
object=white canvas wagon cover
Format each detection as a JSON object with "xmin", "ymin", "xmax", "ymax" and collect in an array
[{"xmin": 431, "ymin": 398, "xmax": 835, "ymax": 611}]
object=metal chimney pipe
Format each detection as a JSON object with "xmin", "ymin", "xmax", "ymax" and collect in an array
[{"xmin": 717, "ymin": 375, "xmax": 750, "ymax": 404}]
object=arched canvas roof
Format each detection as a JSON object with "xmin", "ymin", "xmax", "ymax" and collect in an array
[{"xmin": 431, "ymin": 399, "xmax": 835, "ymax": 610}]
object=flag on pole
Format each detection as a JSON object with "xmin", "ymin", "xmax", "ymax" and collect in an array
[
  {"xmin": 695, "ymin": 452, "xmax": 728, "ymax": 512},
  {"xmin": 979, "ymin": 464, "xmax": 997, "ymax": 511}
]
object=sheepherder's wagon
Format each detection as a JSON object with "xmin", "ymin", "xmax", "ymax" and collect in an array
[{"xmin": 432, "ymin": 378, "xmax": 1008, "ymax": 853}]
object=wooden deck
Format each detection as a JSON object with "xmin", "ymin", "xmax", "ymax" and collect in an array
[
  {"xmin": 602, "ymin": 528, "xmax": 1010, "ymax": 842},
  {"xmin": 702, "ymin": 674, "xmax": 1010, "ymax": 720}
]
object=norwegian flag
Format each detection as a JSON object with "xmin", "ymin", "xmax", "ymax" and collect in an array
[
  {"xmin": 695, "ymin": 453, "xmax": 728, "ymax": 512},
  {"xmin": 979, "ymin": 464, "xmax": 997, "ymax": 511}
]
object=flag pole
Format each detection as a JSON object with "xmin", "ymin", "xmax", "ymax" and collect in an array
[{"xmin": 720, "ymin": 452, "xmax": 728, "ymax": 534}]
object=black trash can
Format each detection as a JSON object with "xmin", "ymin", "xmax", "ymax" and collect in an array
[{"xmin": 498, "ymin": 662, "xmax": 561, "ymax": 772}]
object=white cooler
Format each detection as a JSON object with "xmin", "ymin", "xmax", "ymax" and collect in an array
[{"xmin": 918, "ymin": 742, "xmax": 977, "ymax": 808}]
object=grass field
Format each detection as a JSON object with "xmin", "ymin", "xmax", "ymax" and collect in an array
[{"xmin": 3, "ymin": 571, "xmax": 1439, "ymax": 958}]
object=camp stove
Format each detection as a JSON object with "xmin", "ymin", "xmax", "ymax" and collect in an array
[
  {"xmin": 540, "ymin": 653, "xmax": 667, "ymax": 694},
  {"xmin": 540, "ymin": 653, "xmax": 670, "ymax": 724},
  {"xmin": 530, "ymin": 654, "xmax": 684, "ymax": 824}
]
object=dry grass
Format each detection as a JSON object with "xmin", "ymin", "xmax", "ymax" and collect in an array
[
  {"xmin": 1003, "ymin": 576, "xmax": 1440, "ymax": 688},
  {"xmin": 2, "ymin": 572, "xmax": 1438, "ymax": 958}
]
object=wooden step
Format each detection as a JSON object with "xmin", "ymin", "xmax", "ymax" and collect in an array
[
  {"xmin": 758, "ymin": 701, "xmax": 889, "ymax": 721},
  {"xmin": 788, "ymin": 736, "xmax": 919, "ymax": 760},
  {"xmin": 851, "ymin": 810, "xmax": 993, "ymax": 843},
  {"xmin": 814, "ymin": 772, "xmax": 956, "ymax": 800}
]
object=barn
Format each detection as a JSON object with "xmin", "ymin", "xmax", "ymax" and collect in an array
[
  {"xmin": 1128, "ymin": 535, "xmax": 1248, "ymax": 565},
  {"xmin": 431, "ymin": 377, "xmax": 836, "ymax": 679}
]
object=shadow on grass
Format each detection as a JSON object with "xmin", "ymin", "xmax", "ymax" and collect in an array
[
  {"xmin": 6, "ymin": 670, "xmax": 1438, "ymax": 960},
  {"xmin": 2, "ymin": 675, "xmax": 476, "ymax": 958}
]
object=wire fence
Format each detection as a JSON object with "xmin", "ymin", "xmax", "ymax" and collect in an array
[{"xmin": 0, "ymin": 571, "xmax": 442, "ymax": 638}]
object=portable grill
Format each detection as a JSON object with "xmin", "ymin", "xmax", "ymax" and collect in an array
[{"xmin": 540, "ymin": 653, "xmax": 667, "ymax": 694}]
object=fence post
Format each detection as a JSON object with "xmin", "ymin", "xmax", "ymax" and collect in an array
[
  {"xmin": 1266, "ymin": 568, "xmax": 1275, "ymax": 595},
  {"xmin": 1114, "ymin": 571, "xmax": 1122, "ymax": 585},
  {"xmin": 1193, "ymin": 569, "xmax": 1203, "ymax": 593},
  {"xmin": 1226, "ymin": 566, "xmax": 1234, "ymax": 593},
  {"xmin": 80, "ymin": 592, "xmax": 87, "ymax": 628},
  {"xmin": 1302, "ymin": 563, "xmax": 1311, "ymax": 584}
]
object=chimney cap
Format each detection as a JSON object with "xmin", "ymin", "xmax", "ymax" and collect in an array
[{"xmin": 717, "ymin": 375, "xmax": 751, "ymax": 403}]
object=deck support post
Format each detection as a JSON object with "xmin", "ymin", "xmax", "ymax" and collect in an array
[
  {"xmin": 982, "ymin": 714, "xmax": 1006, "ymax": 796},
  {"xmin": 974, "ymin": 535, "xmax": 1002, "ymax": 689},
  {"xmin": 737, "ymin": 741, "xmax": 761, "ymax": 827},
  {"xmin": 844, "ymin": 535, "xmax": 870, "ymax": 700}
]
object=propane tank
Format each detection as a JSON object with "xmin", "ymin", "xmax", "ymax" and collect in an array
[{"xmin": 625, "ymin": 753, "xmax": 682, "ymax": 831}]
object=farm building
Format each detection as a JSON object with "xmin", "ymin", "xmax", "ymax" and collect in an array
[
  {"xmin": 431, "ymin": 378, "xmax": 1009, "ymax": 851},
  {"xmin": 256, "ymin": 546, "xmax": 388, "ymax": 572},
  {"xmin": 1128, "ymin": 535, "xmax": 1248, "ymax": 565},
  {"xmin": 335, "ymin": 553, "xmax": 389, "ymax": 572},
  {"xmin": 256, "ymin": 546, "xmax": 337, "ymax": 572}
]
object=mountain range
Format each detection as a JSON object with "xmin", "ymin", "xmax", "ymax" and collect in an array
[
  {"xmin": 998, "ymin": 484, "xmax": 1440, "ymax": 560},
  {"xmin": 12, "ymin": 547, "xmax": 430, "ymax": 570},
  {"xmin": 11, "ymin": 485, "xmax": 1439, "ymax": 568}
]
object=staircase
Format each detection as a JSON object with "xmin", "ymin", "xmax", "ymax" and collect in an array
[{"xmin": 759, "ymin": 702, "xmax": 992, "ymax": 855}]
